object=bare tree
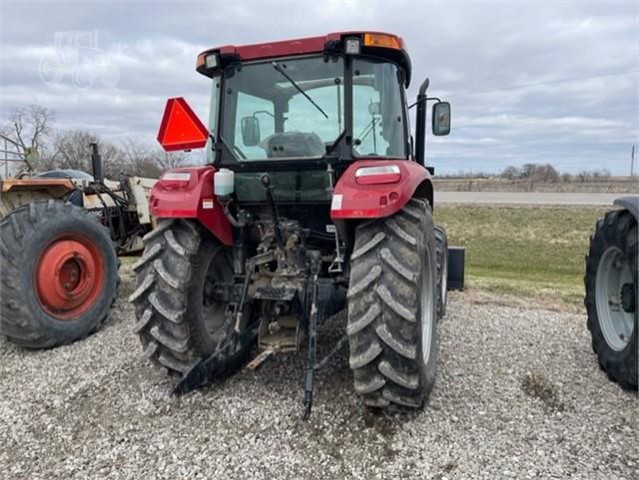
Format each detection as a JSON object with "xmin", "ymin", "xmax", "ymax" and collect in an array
[
  {"xmin": 500, "ymin": 165, "xmax": 522, "ymax": 180},
  {"xmin": 119, "ymin": 138, "xmax": 163, "ymax": 177},
  {"xmin": 52, "ymin": 129, "xmax": 100, "ymax": 170},
  {"xmin": 536, "ymin": 164, "xmax": 560, "ymax": 183},
  {"xmin": 152, "ymin": 148, "xmax": 189, "ymax": 171},
  {"xmin": 0, "ymin": 105, "xmax": 55, "ymax": 170},
  {"xmin": 51, "ymin": 129, "xmax": 122, "ymax": 175},
  {"xmin": 517, "ymin": 163, "xmax": 559, "ymax": 183}
]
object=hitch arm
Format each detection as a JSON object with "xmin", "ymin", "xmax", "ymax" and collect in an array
[
  {"xmin": 303, "ymin": 252, "xmax": 321, "ymax": 419},
  {"xmin": 172, "ymin": 311, "xmax": 257, "ymax": 396}
]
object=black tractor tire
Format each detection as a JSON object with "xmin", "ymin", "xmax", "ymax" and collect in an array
[
  {"xmin": 130, "ymin": 219, "xmax": 253, "ymax": 377},
  {"xmin": 0, "ymin": 200, "xmax": 118, "ymax": 348},
  {"xmin": 435, "ymin": 225, "xmax": 449, "ymax": 319},
  {"xmin": 347, "ymin": 198, "xmax": 438, "ymax": 409},
  {"xmin": 585, "ymin": 209, "xmax": 638, "ymax": 390}
]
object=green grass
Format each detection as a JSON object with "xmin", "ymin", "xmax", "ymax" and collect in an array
[{"xmin": 435, "ymin": 205, "xmax": 610, "ymax": 310}]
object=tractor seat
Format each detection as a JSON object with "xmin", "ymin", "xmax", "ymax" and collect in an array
[{"xmin": 262, "ymin": 132, "xmax": 324, "ymax": 158}]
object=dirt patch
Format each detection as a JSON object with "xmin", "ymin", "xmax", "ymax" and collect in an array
[{"xmin": 520, "ymin": 372, "xmax": 566, "ymax": 412}]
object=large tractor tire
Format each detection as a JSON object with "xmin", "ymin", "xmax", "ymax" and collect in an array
[
  {"xmin": 0, "ymin": 200, "xmax": 118, "ymax": 348},
  {"xmin": 435, "ymin": 225, "xmax": 449, "ymax": 319},
  {"xmin": 130, "ymin": 219, "xmax": 253, "ymax": 377},
  {"xmin": 585, "ymin": 209, "xmax": 638, "ymax": 390},
  {"xmin": 347, "ymin": 198, "xmax": 438, "ymax": 409}
]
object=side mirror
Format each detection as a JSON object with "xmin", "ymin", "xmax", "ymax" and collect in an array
[
  {"xmin": 432, "ymin": 102, "xmax": 451, "ymax": 136},
  {"xmin": 241, "ymin": 116, "xmax": 260, "ymax": 146},
  {"xmin": 368, "ymin": 101, "xmax": 381, "ymax": 116}
]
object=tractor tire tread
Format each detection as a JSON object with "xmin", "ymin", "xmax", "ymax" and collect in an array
[
  {"xmin": 347, "ymin": 198, "xmax": 437, "ymax": 409},
  {"xmin": 131, "ymin": 218, "xmax": 253, "ymax": 379},
  {"xmin": 585, "ymin": 209, "xmax": 638, "ymax": 390}
]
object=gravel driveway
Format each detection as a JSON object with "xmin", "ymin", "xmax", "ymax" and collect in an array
[{"xmin": 1, "ymin": 268, "xmax": 636, "ymax": 480}]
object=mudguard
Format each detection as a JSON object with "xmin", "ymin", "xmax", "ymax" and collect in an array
[
  {"xmin": 614, "ymin": 196, "xmax": 639, "ymax": 221},
  {"xmin": 330, "ymin": 159, "xmax": 433, "ymax": 219},
  {"xmin": 148, "ymin": 166, "xmax": 233, "ymax": 245}
]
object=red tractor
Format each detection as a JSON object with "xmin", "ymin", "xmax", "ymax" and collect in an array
[{"xmin": 131, "ymin": 32, "xmax": 464, "ymax": 415}]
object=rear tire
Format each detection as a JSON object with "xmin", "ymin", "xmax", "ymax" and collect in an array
[
  {"xmin": 585, "ymin": 209, "xmax": 638, "ymax": 390},
  {"xmin": 435, "ymin": 225, "xmax": 449, "ymax": 319},
  {"xmin": 0, "ymin": 200, "xmax": 118, "ymax": 348},
  {"xmin": 130, "ymin": 219, "xmax": 253, "ymax": 377},
  {"xmin": 347, "ymin": 198, "xmax": 438, "ymax": 409}
]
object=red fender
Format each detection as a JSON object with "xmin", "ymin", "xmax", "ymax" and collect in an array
[
  {"xmin": 330, "ymin": 160, "xmax": 432, "ymax": 219},
  {"xmin": 148, "ymin": 166, "xmax": 233, "ymax": 245}
]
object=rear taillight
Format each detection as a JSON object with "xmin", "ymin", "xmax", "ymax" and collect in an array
[
  {"xmin": 159, "ymin": 171, "xmax": 191, "ymax": 189},
  {"xmin": 355, "ymin": 165, "xmax": 401, "ymax": 185}
]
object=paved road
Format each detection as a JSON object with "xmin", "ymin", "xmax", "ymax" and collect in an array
[{"xmin": 436, "ymin": 191, "xmax": 627, "ymax": 206}]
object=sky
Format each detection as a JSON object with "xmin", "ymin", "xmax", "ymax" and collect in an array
[{"xmin": 1, "ymin": 0, "xmax": 638, "ymax": 175}]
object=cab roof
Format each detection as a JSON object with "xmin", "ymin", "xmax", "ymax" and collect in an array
[{"xmin": 197, "ymin": 31, "xmax": 412, "ymax": 86}]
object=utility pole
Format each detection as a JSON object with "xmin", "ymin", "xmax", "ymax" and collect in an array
[{"xmin": 631, "ymin": 145, "xmax": 635, "ymax": 177}]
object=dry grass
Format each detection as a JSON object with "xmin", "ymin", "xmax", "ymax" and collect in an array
[{"xmin": 435, "ymin": 177, "xmax": 636, "ymax": 194}]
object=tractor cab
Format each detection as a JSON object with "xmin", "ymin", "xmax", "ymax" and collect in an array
[
  {"xmin": 194, "ymin": 32, "xmax": 446, "ymax": 199},
  {"xmin": 200, "ymin": 33, "xmax": 412, "ymax": 164}
]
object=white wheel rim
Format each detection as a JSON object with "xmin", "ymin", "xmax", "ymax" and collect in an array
[
  {"xmin": 420, "ymin": 242, "xmax": 435, "ymax": 364},
  {"xmin": 595, "ymin": 246, "xmax": 634, "ymax": 351},
  {"xmin": 441, "ymin": 252, "xmax": 448, "ymax": 309}
]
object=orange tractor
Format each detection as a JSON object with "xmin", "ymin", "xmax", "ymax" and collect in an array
[
  {"xmin": 131, "ymin": 31, "xmax": 464, "ymax": 415},
  {"xmin": 1, "ymin": 145, "xmax": 155, "ymax": 348}
]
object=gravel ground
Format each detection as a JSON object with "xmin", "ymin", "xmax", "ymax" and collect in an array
[{"xmin": 1, "ymin": 269, "xmax": 637, "ymax": 480}]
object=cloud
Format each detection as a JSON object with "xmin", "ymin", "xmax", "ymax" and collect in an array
[{"xmin": 1, "ymin": 0, "xmax": 637, "ymax": 174}]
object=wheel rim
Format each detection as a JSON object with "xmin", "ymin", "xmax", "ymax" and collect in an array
[
  {"xmin": 201, "ymin": 247, "xmax": 233, "ymax": 341},
  {"xmin": 595, "ymin": 246, "xmax": 634, "ymax": 351},
  {"xmin": 34, "ymin": 234, "xmax": 105, "ymax": 320},
  {"xmin": 440, "ymin": 252, "xmax": 448, "ymax": 309},
  {"xmin": 420, "ymin": 242, "xmax": 435, "ymax": 364}
]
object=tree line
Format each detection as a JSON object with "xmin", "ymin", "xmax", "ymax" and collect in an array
[
  {"xmin": 0, "ymin": 105, "xmax": 193, "ymax": 178},
  {"xmin": 499, "ymin": 163, "xmax": 611, "ymax": 183},
  {"xmin": 439, "ymin": 163, "xmax": 613, "ymax": 182}
]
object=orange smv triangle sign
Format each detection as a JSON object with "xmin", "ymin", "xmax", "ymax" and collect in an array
[{"xmin": 157, "ymin": 97, "xmax": 209, "ymax": 151}]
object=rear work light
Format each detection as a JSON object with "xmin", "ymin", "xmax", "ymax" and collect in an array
[
  {"xmin": 205, "ymin": 53, "xmax": 218, "ymax": 69},
  {"xmin": 344, "ymin": 37, "xmax": 361, "ymax": 55},
  {"xmin": 196, "ymin": 52, "xmax": 218, "ymax": 70},
  {"xmin": 363, "ymin": 33, "xmax": 401, "ymax": 50},
  {"xmin": 159, "ymin": 171, "xmax": 191, "ymax": 189},
  {"xmin": 355, "ymin": 165, "xmax": 401, "ymax": 185}
]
